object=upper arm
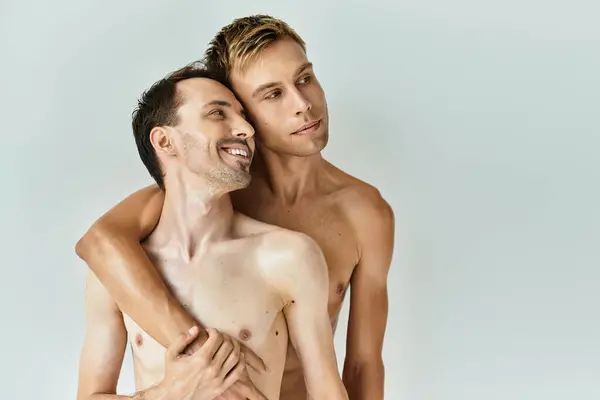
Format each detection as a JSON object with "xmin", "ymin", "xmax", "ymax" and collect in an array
[
  {"xmin": 74, "ymin": 184, "xmax": 196, "ymax": 349},
  {"xmin": 269, "ymin": 233, "xmax": 347, "ymax": 399},
  {"xmin": 76, "ymin": 184, "xmax": 164, "ymax": 256},
  {"xmin": 346, "ymin": 189, "xmax": 395, "ymax": 365},
  {"xmin": 77, "ymin": 272, "xmax": 128, "ymax": 400}
]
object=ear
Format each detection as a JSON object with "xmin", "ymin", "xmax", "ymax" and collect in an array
[{"xmin": 149, "ymin": 127, "xmax": 176, "ymax": 156}]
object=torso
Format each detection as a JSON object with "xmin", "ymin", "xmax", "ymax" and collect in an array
[
  {"xmin": 122, "ymin": 216, "xmax": 289, "ymax": 400},
  {"xmin": 232, "ymin": 160, "xmax": 371, "ymax": 400}
]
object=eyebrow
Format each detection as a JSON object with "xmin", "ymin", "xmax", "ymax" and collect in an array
[
  {"xmin": 295, "ymin": 62, "xmax": 313, "ymax": 76},
  {"xmin": 251, "ymin": 62, "xmax": 313, "ymax": 98},
  {"xmin": 203, "ymin": 100, "xmax": 232, "ymax": 108}
]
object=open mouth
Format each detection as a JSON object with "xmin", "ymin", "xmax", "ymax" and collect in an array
[{"xmin": 220, "ymin": 146, "xmax": 251, "ymax": 161}]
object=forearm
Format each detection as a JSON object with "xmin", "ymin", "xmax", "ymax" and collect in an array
[
  {"xmin": 77, "ymin": 223, "xmax": 201, "ymax": 347},
  {"xmin": 309, "ymin": 376, "xmax": 348, "ymax": 400},
  {"xmin": 342, "ymin": 359, "xmax": 385, "ymax": 400},
  {"xmin": 304, "ymin": 359, "xmax": 348, "ymax": 400}
]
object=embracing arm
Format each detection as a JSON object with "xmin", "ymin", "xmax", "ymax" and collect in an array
[
  {"xmin": 343, "ymin": 189, "xmax": 394, "ymax": 400},
  {"xmin": 75, "ymin": 185, "xmax": 200, "ymax": 347},
  {"xmin": 77, "ymin": 272, "xmax": 168, "ymax": 400},
  {"xmin": 272, "ymin": 232, "xmax": 348, "ymax": 400}
]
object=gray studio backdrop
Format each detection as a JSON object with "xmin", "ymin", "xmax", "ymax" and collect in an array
[{"xmin": 1, "ymin": 0, "xmax": 599, "ymax": 399}]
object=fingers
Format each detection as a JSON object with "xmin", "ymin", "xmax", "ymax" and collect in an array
[
  {"xmin": 219, "ymin": 338, "xmax": 241, "ymax": 377},
  {"xmin": 221, "ymin": 354, "xmax": 246, "ymax": 390},
  {"xmin": 181, "ymin": 337, "xmax": 204, "ymax": 356},
  {"xmin": 241, "ymin": 345, "xmax": 268, "ymax": 374},
  {"xmin": 196, "ymin": 327, "xmax": 224, "ymax": 360},
  {"xmin": 166, "ymin": 326, "xmax": 199, "ymax": 360},
  {"xmin": 182, "ymin": 328, "xmax": 209, "ymax": 356},
  {"xmin": 212, "ymin": 334, "xmax": 235, "ymax": 370}
]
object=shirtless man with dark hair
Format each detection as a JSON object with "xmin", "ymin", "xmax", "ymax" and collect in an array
[{"xmin": 76, "ymin": 66, "xmax": 347, "ymax": 400}]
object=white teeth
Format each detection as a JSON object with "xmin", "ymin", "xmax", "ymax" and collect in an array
[{"xmin": 224, "ymin": 148, "xmax": 248, "ymax": 157}]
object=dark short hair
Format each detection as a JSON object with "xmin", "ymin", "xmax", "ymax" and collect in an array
[{"xmin": 132, "ymin": 63, "xmax": 230, "ymax": 189}]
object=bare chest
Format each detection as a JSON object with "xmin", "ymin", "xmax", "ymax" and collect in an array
[
  {"xmin": 171, "ymin": 258, "xmax": 282, "ymax": 340},
  {"xmin": 123, "ymin": 245, "xmax": 288, "ymax": 384},
  {"xmin": 236, "ymin": 197, "xmax": 358, "ymax": 317}
]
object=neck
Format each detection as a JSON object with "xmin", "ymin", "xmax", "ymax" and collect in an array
[
  {"xmin": 152, "ymin": 172, "xmax": 235, "ymax": 260},
  {"xmin": 256, "ymin": 145, "xmax": 326, "ymax": 203}
]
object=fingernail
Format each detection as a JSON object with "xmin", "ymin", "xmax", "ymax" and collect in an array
[{"xmin": 188, "ymin": 326, "xmax": 198, "ymax": 335}]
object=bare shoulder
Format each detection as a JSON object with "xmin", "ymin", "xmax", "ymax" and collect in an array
[
  {"xmin": 324, "ymin": 165, "xmax": 395, "ymax": 279},
  {"xmin": 254, "ymin": 225, "xmax": 326, "ymax": 283},
  {"xmin": 256, "ymin": 227, "xmax": 328, "ymax": 304},
  {"xmin": 326, "ymin": 162, "xmax": 394, "ymax": 226},
  {"xmin": 261, "ymin": 227, "xmax": 323, "ymax": 263}
]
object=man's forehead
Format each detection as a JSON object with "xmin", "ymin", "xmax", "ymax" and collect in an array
[
  {"xmin": 234, "ymin": 38, "xmax": 310, "ymax": 87},
  {"xmin": 177, "ymin": 77, "xmax": 235, "ymax": 103}
]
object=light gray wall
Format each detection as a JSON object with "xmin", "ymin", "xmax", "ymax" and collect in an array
[{"xmin": 1, "ymin": 0, "xmax": 598, "ymax": 399}]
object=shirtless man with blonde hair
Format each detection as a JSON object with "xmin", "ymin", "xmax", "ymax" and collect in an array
[
  {"xmin": 76, "ymin": 66, "xmax": 347, "ymax": 400},
  {"xmin": 77, "ymin": 14, "xmax": 394, "ymax": 400}
]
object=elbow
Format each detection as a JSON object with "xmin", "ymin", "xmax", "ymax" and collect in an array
[
  {"xmin": 342, "ymin": 357, "xmax": 385, "ymax": 398},
  {"xmin": 74, "ymin": 234, "xmax": 89, "ymax": 261},
  {"xmin": 75, "ymin": 220, "xmax": 113, "ymax": 262},
  {"xmin": 343, "ymin": 355, "xmax": 384, "ymax": 376}
]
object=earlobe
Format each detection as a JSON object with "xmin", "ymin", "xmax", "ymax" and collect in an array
[{"xmin": 149, "ymin": 127, "xmax": 175, "ymax": 156}]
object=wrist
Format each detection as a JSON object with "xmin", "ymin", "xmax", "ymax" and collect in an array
[{"xmin": 162, "ymin": 301, "xmax": 199, "ymax": 345}]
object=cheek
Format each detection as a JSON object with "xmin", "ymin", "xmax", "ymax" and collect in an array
[
  {"xmin": 177, "ymin": 134, "xmax": 213, "ymax": 164},
  {"xmin": 255, "ymin": 112, "xmax": 287, "ymax": 142},
  {"xmin": 179, "ymin": 134, "xmax": 203, "ymax": 153},
  {"xmin": 306, "ymin": 84, "xmax": 325, "ymax": 107},
  {"xmin": 251, "ymin": 107, "xmax": 276, "ymax": 132}
]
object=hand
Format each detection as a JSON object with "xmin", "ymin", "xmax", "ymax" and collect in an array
[
  {"xmin": 183, "ymin": 328, "xmax": 268, "ymax": 374},
  {"xmin": 215, "ymin": 367, "xmax": 268, "ymax": 400},
  {"xmin": 182, "ymin": 331, "xmax": 268, "ymax": 374},
  {"xmin": 159, "ymin": 326, "xmax": 250, "ymax": 400}
]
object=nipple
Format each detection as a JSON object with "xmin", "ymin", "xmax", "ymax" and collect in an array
[{"xmin": 239, "ymin": 329, "xmax": 252, "ymax": 341}]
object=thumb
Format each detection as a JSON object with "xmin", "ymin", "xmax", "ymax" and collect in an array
[{"xmin": 166, "ymin": 326, "xmax": 199, "ymax": 360}]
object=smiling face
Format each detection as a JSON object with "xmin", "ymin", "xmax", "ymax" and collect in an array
[
  {"xmin": 152, "ymin": 77, "xmax": 256, "ymax": 191},
  {"xmin": 229, "ymin": 38, "xmax": 329, "ymax": 157}
]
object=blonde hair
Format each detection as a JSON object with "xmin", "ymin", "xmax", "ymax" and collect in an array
[{"xmin": 202, "ymin": 15, "xmax": 306, "ymax": 78}]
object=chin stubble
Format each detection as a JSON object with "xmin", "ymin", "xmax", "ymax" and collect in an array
[{"xmin": 204, "ymin": 164, "xmax": 251, "ymax": 190}]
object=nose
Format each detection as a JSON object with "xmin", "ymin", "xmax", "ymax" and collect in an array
[
  {"xmin": 232, "ymin": 116, "xmax": 255, "ymax": 139},
  {"xmin": 292, "ymin": 88, "xmax": 312, "ymax": 115}
]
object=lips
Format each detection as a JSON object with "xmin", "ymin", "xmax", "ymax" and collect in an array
[{"xmin": 291, "ymin": 119, "xmax": 321, "ymax": 135}]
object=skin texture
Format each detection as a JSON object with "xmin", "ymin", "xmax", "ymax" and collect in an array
[
  {"xmin": 76, "ymin": 78, "xmax": 347, "ymax": 400},
  {"xmin": 77, "ymin": 38, "xmax": 393, "ymax": 400}
]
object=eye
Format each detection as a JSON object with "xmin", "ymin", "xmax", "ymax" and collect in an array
[
  {"xmin": 209, "ymin": 108, "xmax": 226, "ymax": 118},
  {"xmin": 297, "ymin": 75, "xmax": 312, "ymax": 85},
  {"xmin": 265, "ymin": 89, "xmax": 282, "ymax": 100}
]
